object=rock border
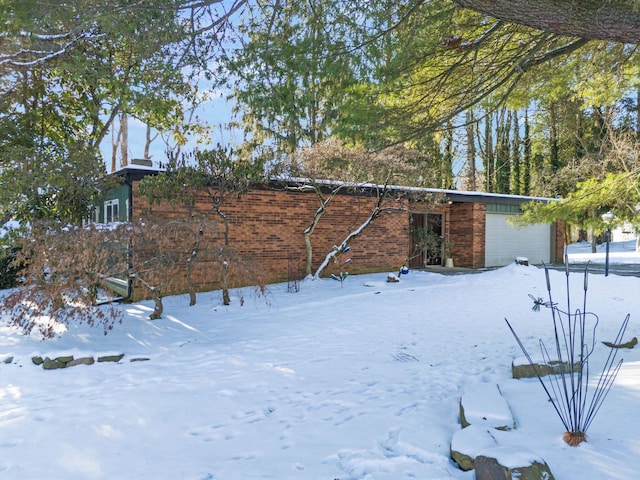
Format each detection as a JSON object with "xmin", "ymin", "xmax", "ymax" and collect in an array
[
  {"xmin": 512, "ymin": 357, "xmax": 582, "ymax": 379},
  {"xmin": 30, "ymin": 353, "xmax": 149, "ymax": 370}
]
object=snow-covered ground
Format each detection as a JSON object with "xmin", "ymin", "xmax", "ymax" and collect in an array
[
  {"xmin": 1, "ymin": 241, "xmax": 639, "ymax": 479},
  {"xmin": 566, "ymin": 238, "xmax": 640, "ymax": 265}
]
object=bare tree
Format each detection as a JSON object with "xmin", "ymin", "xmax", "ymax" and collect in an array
[
  {"xmin": 139, "ymin": 145, "xmax": 265, "ymax": 306},
  {"xmin": 287, "ymin": 139, "xmax": 444, "ymax": 279},
  {"xmin": 126, "ymin": 219, "xmax": 205, "ymax": 319}
]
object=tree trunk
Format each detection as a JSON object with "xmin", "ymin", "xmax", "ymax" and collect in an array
[
  {"xmin": 549, "ymin": 102, "xmax": 560, "ymax": 171},
  {"xmin": 453, "ymin": 0, "xmax": 640, "ymax": 45},
  {"xmin": 636, "ymin": 87, "xmax": 640, "ymax": 139},
  {"xmin": 144, "ymin": 123, "xmax": 158, "ymax": 160},
  {"xmin": 303, "ymin": 230, "xmax": 313, "ymax": 277},
  {"xmin": 313, "ymin": 184, "xmax": 392, "ymax": 279},
  {"xmin": 187, "ymin": 254, "xmax": 197, "ymax": 307},
  {"xmin": 465, "ymin": 109, "xmax": 477, "ymax": 191},
  {"xmin": 217, "ymin": 209, "xmax": 231, "ymax": 306},
  {"xmin": 590, "ymin": 213, "xmax": 598, "ymax": 253},
  {"xmin": 482, "ymin": 110, "xmax": 494, "ymax": 192},
  {"xmin": 495, "ymin": 108, "xmax": 511, "ymax": 194},
  {"xmin": 221, "ymin": 258, "xmax": 231, "ymax": 305},
  {"xmin": 120, "ymin": 113, "xmax": 128, "ymax": 167},
  {"xmin": 149, "ymin": 294, "xmax": 164, "ymax": 320},
  {"xmin": 111, "ymin": 122, "xmax": 121, "ymax": 173},
  {"xmin": 299, "ymin": 185, "xmax": 340, "ymax": 276},
  {"xmin": 314, "ymin": 207, "xmax": 380, "ymax": 279},
  {"xmin": 511, "ymin": 110, "xmax": 521, "ymax": 195},
  {"xmin": 522, "ymin": 109, "xmax": 532, "ymax": 195},
  {"xmin": 442, "ymin": 122, "xmax": 455, "ymax": 189},
  {"xmin": 186, "ymin": 222, "xmax": 202, "ymax": 307},
  {"xmin": 144, "ymin": 124, "xmax": 152, "ymax": 160},
  {"xmin": 135, "ymin": 277, "xmax": 164, "ymax": 319}
]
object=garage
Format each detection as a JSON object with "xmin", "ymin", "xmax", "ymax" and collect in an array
[{"xmin": 485, "ymin": 205, "xmax": 552, "ymax": 267}]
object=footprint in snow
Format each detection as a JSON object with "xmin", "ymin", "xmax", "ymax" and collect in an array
[{"xmin": 393, "ymin": 352, "xmax": 419, "ymax": 362}]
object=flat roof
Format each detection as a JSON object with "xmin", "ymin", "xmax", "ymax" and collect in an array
[
  {"xmin": 112, "ymin": 168, "xmax": 554, "ymax": 205},
  {"xmin": 111, "ymin": 164, "xmax": 164, "ymax": 182},
  {"xmin": 278, "ymin": 177, "xmax": 554, "ymax": 205}
]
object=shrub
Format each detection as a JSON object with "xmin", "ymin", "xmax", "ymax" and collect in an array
[{"xmin": 0, "ymin": 223, "xmax": 123, "ymax": 338}]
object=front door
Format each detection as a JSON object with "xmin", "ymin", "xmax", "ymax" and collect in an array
[{"xmin": 409, "ymin": 213, "xmax": 443, "ymax": 268}]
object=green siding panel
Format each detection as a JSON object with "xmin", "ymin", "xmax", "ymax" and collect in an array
[
  {"xmin": 94, "ymin": 183, "xmax": 130, "ymax": 223},
  {"xmin": 486, "ymin": 203, "xmax": 522, "ymax": 214}
]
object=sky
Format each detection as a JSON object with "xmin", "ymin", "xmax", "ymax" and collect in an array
[
  {"xmin": 99, "ymin": 87, "xmax": 238, "ymax": 171},
  {"xmin": 0, "ymin": 240, "xmax": 639, "ymax": 479}
]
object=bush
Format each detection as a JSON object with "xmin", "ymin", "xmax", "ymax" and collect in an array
[{"xmin": 0, "ymin": 223, "xmax": 123, "ymax": 338}]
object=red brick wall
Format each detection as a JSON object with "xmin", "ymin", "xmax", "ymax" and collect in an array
[
  {"xmin": 553, "ymin": 220, "xmax": 567, "ymax": 263},
  {"xmin": 449, "ymin": 202, "xmax": 486, "ymax": 268},
  {"xmin": 128, "ymin": 181, "xmax": 562, "ymax": 299},
  {"xmin": 131, "ymin": 183, "xmax": 411, "ymax": 298}
]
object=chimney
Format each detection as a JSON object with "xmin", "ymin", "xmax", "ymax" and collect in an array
[{"xmin": 131, "ymin": 158, "xmax": 153, "ymax": 167}]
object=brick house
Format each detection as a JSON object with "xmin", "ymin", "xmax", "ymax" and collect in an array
[{"xmin": 97, "ymin": 160, "xmax": 564, "ymax": 299}]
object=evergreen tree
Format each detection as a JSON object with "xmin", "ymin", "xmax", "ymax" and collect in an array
[{"xmin": 226, "ymin": 0, "xmax": 357, "ymax": 155}]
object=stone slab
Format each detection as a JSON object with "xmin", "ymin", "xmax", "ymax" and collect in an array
[
  {"xmin": 450, "ymin": 424, "xmax": 498, "ymax": 471},
  {"xmin": 459, "ymin": 383, "xmax": 515, "ymax": 431}
]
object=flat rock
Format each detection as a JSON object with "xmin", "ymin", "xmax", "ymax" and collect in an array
[
  {"xmin": 42, "ymin": 358, "xmax": 66, "ymax": 370},
  {"xmin": 97, "ymin": 353, "xmax": 124, "ymax": 363},
  {"xmin": 67, "ymin": 357, "xmax": 95, "ymax": 367},
  {"xmin": 460, "ymin": 383, "xmax": 515, "ymax": 431},
  {"xmin": 55, "ymin": 355, "xmax": 74, "ymax": 364},
  {"xmin": 512, "ymin": 356, "xmax": 582, "ymax": 379},
  {"xmin": 450, "ymin": 424, "xmax": 498, "ymax": 471},
  {"xmin": 475, "ymin": 446, "xmax": 555, "ymax": 480}
]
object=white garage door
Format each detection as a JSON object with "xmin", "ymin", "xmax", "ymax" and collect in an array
[{"xmin": 485, "ymin": 213, "xmax": 551, "ymax": 267}]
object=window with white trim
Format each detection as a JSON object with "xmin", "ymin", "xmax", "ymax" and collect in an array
[{"xmin": 104, "ymin": 199, "xmax": 120, "ymax": 223}]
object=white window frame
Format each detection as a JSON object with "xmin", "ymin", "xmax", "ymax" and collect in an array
[{"xmin": 104, "ymin": 199, "xmax": 120, "ymax": 223}]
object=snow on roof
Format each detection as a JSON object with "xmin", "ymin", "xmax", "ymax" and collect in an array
[
  {"xmin": 279, "ymin": 176, "xmax": 555, "ymax": 203},
  {"xmin": 111, "ymin": 163, "xmax": 164, "ymax": 175},
  {"xmin": 106, "ymin": 167, "xmax": 554, "ymax": 204}
]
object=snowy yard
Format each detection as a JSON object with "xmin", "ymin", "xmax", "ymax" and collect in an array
[{"xmin": 1, "ymin": 241, "xmax": 639, "ymax": 479}]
